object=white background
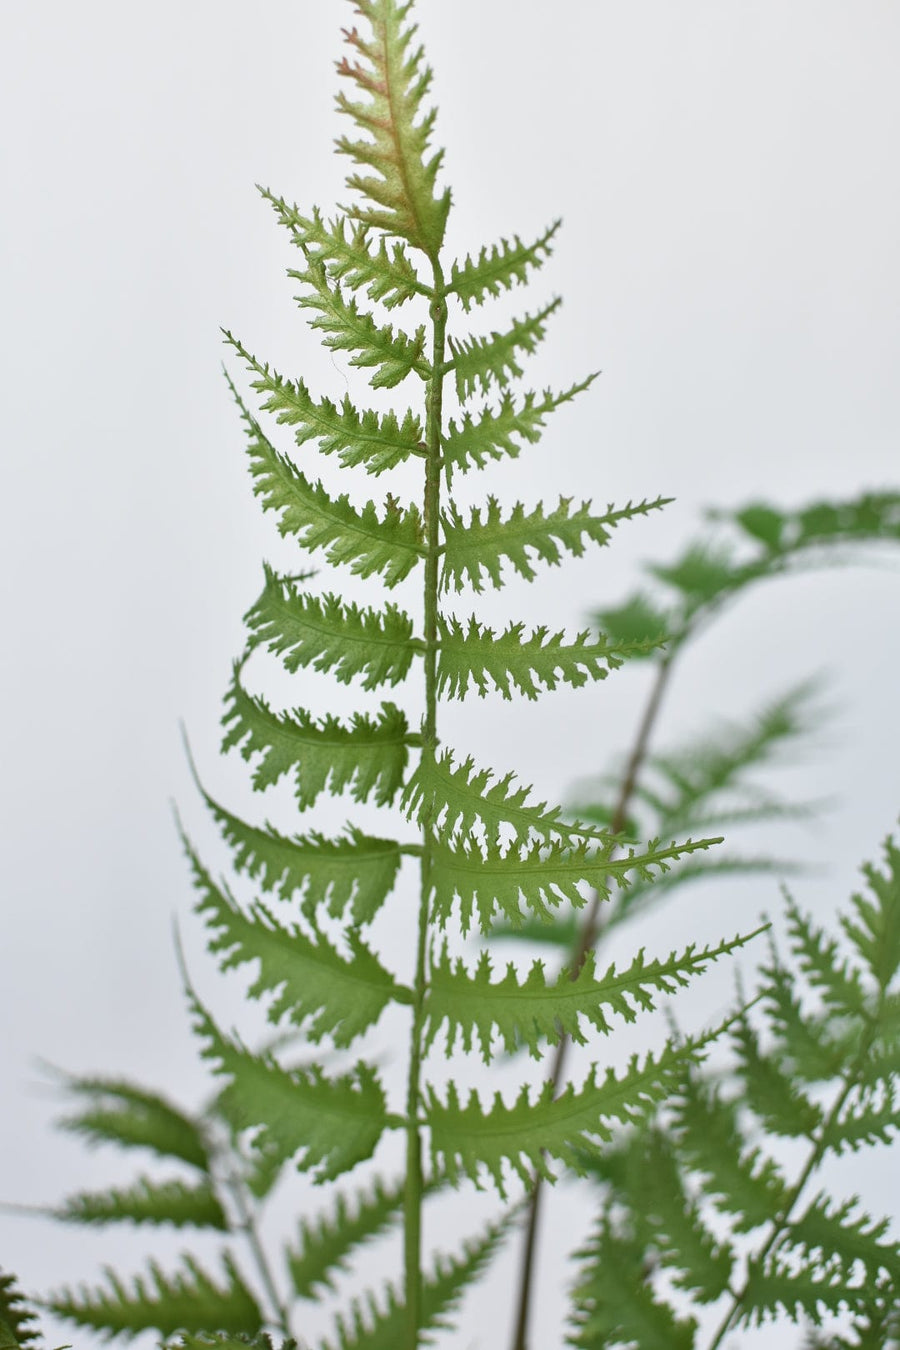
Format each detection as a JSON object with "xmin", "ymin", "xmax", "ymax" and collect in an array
[{"xmin": 2, "ymin": 2, "xmax": 899, "ymax": 1348}]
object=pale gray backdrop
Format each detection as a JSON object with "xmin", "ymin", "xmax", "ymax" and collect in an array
[{"xmin": 2, "ymin": 2, "xmax": 899, "ymax": 1348}]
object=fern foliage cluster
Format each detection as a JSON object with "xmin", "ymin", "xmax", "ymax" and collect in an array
[
  {"xmin": 568, "ymin": 832, "xmax": 900, "ymax": 1348},
  {"xmin": 9, "ymin": 3, "xmax": 900, "ymax": 1349}
]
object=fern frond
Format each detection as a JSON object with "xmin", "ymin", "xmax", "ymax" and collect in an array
[
  {"xmin": 54, "ymin": 1075, "xmax": 211, "ymax": 1172},
  {"xmin": 673, "ymin": 1071, "xmax": 790, "ymax": 1231},
  {"xmin": 291, "ymin": 259, "xmax": 427, "ymax": 388},
  {"xmin": 447, "ymin": 299, "xmax": 561, "ymax": 401},
  {"xmin": 225, "ymin": 335, "xmax": 424, "ymax": 475},
  {"xmin": 189, "ymin": 994, "xmax": 387, "ymax": 1183},
  {"xmin": 784, "ymin": 895, "xmax": 868, "ymax": 1018},
  {"xmin": 822, "ymin": 1083, "xmax": 900, "ymax": 1154},
  {"xmin": 196, "ymin": 783, "xmax": 403, "ymax": 925},
  {"xmin": 429, "ymin": 831, "xmax": 720, "ymax": 933},
  {"xmin": 245, "ymin": 566, "xmax": 422, "ymax": 690},
  {"xmin": 763, "ymin": 959, "xmax": 847, "ymax": 1081},
  {"xmin": 567, "ymin": 1217, "xmax": 697, "ymax": 1350},
  {"xmin": 400, "ymin": 748, "xmax": 610, "ymax": 848},
  {"xmin": 739, "ymin": 1251, "xmax": 866, "ymax": 1327},
  {"xmin": 336, "ymin": 0, "xmax": 450, "ymax": 259},
  {"xmin": 590, "ymin": 590, "xmax": 672, "ymax": 653},
  {"xmin": 424, "ymin": 930, "xmax": 761, "ymax": 1061},
  {"xmin": 285, "ymin": 1175, "xmax": 407, "ymax": 1299},
  {"xmin": 46, "ymin": 1253, "xmax": 260, "ymax": 1341},
  {"xmin": 426, "ymin": 1038, "xmax": 709, "ymax": 1197},
  {"xmin": 227, "ymin": 376, "xmax": 423, "ymax": 586},
  {"xmin": 440, "ymin": 495, "xmax": 669, "ymax": 593},
  {"xmin": 786, "ymin": 1192, "xmax": 900, "ymax": 1285},
  {"xmin": 0, "ymin": 1271, "xmax": 41, "ymax": 1350},
  {"xmin": 222, "ymin": 664, "xmax": 411, "ymax": 811},
  {"xmin": 52, "ymin": 1175, "xmax": 227, "ymax": 1230},
  {"xmin": 732, "ymin": 1011, "xmax": 824, "ymax": 1138},
  {"xmin": 259, "ymin": 193, "xmax": 427, "ymax": 308},
  {"xmin": 184, "ymin": 841, "xmax": 408, "ymax": 1044},
  {"xmin": 436, "ymin": 614, "xmax": 654, "ymax": 702},
  {"xmin": 842, "ymin": 835, "xmax": 900, "ymax": 992},
  {"xmin": 447, "ymin": 221, "xmax": 560, "ymax": 310},
  {"xmin": 318, "ymin": 1215, "xmax": 509, "ymax": 1350},
  {"xmin": 441, "ymin": 378, "xmax": 596, "ymax": 481}
]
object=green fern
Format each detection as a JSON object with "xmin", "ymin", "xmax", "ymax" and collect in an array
[{"xmin": 568, "ymin": 829, "xmax": 900, "ymax": 1347}]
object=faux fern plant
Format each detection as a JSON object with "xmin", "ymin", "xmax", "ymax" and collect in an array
[{"xmin": 27, "ymin": 1, "xmax": 757, "ymax": 1344}]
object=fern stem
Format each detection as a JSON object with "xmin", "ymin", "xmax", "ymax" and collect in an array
[
  {"xmin": 220, "ymin": 1158, "xmax": 293, "ymax": 1340},
  {"xmin": 703, "ymin": 993, "xmax": 887, "ymax": 1350},
  {"xmin": 404, "ymin": 264, "xmax": 447, "ymax": 1349},
  {"xmin": 510, "ymin": 651, "xmax": 676, "ymax": 1350}
]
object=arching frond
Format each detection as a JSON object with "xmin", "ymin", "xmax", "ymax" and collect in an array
[
  {"xmin": 189, "ymin": 994, "xmax": 387, "ymax": 1184},
  {"xmin": 225, "ymin": 335, "xmax": 424, "ymax": 475},
  {"xmin": 425, "ymin": 1039, "xmax": 708, "ymax": 1197},
  {"xmin": 436, "ymin": 614, "xmax": 654, "ymax": 701},
  {"xmin": 429, "ymin": 831, "xmax": 720, "ymax": 933},
  {"xmin": 440, "ymin": 495, "xmax": 668, "ymax": 593},
  {"xmin": 222, "ymin": 666, "xmax": 412, "ymax": 811},
  {"xmin": 54, "ymin": 1076, "xmax": 212, "ymax": 1173},
  {"xmin": 424, "ymin": 931, "xmax": 761, "ymax": 1061},
  {"xmin": 45, "ymin": 1252, "xmax": 261, "ymax": 1341},
  {"xmin": 185, "ymin": 840, "xmax": 409, "ymax": 1044},
  {"xmin": 448, "ymin": 221, "xmax": 560, "ymax": 310},
  {"xmin": 245, "ymin": 567, "xmax": 422, "ymax": 690},
  {"xmin": 336, "ymin": 0, "xmax": 450, "ymax": 259},
  {"xmin": 196, "ymin": 783, "xmax": 403, "ymax": 925},
  {"xmin": 51, "ymin": 1175, "xmax": 227, "ymax": 1231},
  {"xmin": 227, "ymin": 376, "xmax": 423, "ymax": 586},
  {"xmin": 285, "ymin": 1175, "xmax": 407, "ymax": 1300},
  {"xmin": 259, "ymin": 193, "xmax": 428, "ymax": 308},
  {"xmin": 292, "ymin": 259, "xmax": 428, "ymax": 388},
  {"xmin": 448, "ymin": 299, "xmax": 561, "ymax": 402},
  {"xmin": 441, "ymin": 377, "xmax": 596, "ymax": 481}
]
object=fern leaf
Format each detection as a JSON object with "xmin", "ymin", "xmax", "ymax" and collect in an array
[
  {"xmin": 424, "ymin": 930, "xmax": 761, "ymax": 1060},
  {"xmin": 436, "ymin": 614, "xmax": 654, "ymax": 702},
  {"xmin": 400, "ymin": 748, "xmax": 612, "ymax": 848},
  {"xmin": 739, "ymin": 1251, "xmax": 866, "ymax": 1327},
  {"xmin": 45, "ymin": 1252, "xmax": 261, "ymax": 1340},
  {"xmin": 426, "ymin": 1039, "xmax": 708, "ymax": 1197},
  {"xmin": 841, "ymin": 834, "xmax": 900, "ymax": 992},
  {"xmin": 318, "ymin": 1216, "xmax": 509, "ymax": 1350},
  {"xmin": 292, "ymin": 259, "xmax": 427, "ymax": 388},
  {"xmin": 245, "ymin": 566, "xmax": 422, "ymax": 690},
  {"xmin": 259, "ymin": 192, "xmax": 427, "ymax": 308},
  {"xmin": 227, "ymin": 376, "xmax": 423, "ymax": 585},
  {"xmin": 786, "ymin": 1192, "xmax": 900, "ymax": 1284},
  {"xmin": 733, "ymin": 1011, "xmax": 824, "ymax": 1138},
  {"xmin": 225, "ymin": 335, "xmax": 424, "ymax": 475},
  {"xmin": 335, "ymin": 0, "xmax": 450, "ymax": 259},
  {"xmin": 429, "ymin": 831, "xmax": 720, "ymax": 934},
  {"xmin": 53, "ymin": 1175, "xmax": 227, "ymax": 1230},
  {"xmin": 54, "ymin": 1075, "xmax": 211, "ymax": 1172},
  {"xmin": 763, "ymin": 959, "xmax": 846, "ymax": 1081},
  {"xmin": 189, "ymin": 994, "xmax": 387, "ymax": 1183},
  {"xmin": 447, "ymin": 221, "xmax": 560, "ymax": 310},
  {"xmin": 441, "ymin": 378, "xmax": 596, "ymax": 481},
  {"xmin": 440, "ymin": 495, "xmax": 669, "ymax": 593},
  {"xmin": 222, "ymin": 664, "xmax": 411, "ymax": 811},
  {"xmin": 286, "ymin": 1175, "xmax": 407, "ymax": 1299},
  {"xmin": 779, "ymin": 895, "xmax": 868, "ymax": 1021},
  {"xmin": 673, "ymin": 1071, "xmax": 789, "ymax": 1231},
  {"xmin": 184, "ymin": 840, "xmax": 409, "ymax": 1043},
  {"xmin": 0, "ymin": 1272, "xmax": 41, "ymax": 1350},
  {"xmin": 447, "ymin": 299, "xmax": 561, "ymax": 401},
  {"xmin": 822, "ymin": 1083, "xmax": 900, "ymax": 1154},
  {"xmin": 196, "ymin": 782, "xmax": 403, "ymax": 925},
  {"xmin": 568, "ymin": 1217, "xmax": 697, "ymax": 1350},
  {"xmin": 590, "ymin": 590, "xmax": 672, "ymax": 654}
]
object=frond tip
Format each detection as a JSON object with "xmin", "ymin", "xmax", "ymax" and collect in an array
[{"xmin": 336, "ymin": 0, "xmax": 451, "ymax": 260}]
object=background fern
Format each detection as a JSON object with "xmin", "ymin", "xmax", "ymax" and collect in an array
[{"xmin": 3, "ymin": 3, "xmax": 900, "ymax": 1350}]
